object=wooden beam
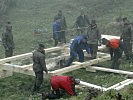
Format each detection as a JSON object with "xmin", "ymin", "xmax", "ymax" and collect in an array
[
  {"xmin": 50, "ymin": 54, "xmax": 110, "ymax": 75},
  {"xmin": 114, "ymin": 79, "xmax": 133, "ymax": 90},
  {"xmin": 86, "ymin": 67, "xmax": 96, "ymax": 72},
  {"xmin": 1, "ymin": 63, "xmax": 35, "ymax": 76},
  {"xmin": 0, "ymin": 69, "xmax": 13, "ymax": 78},
  {"xmin": 0, "ymin": 53, "xmax": 109, "ymax": 77},
  {"xmin": 0, "ymin": 35, "xmax": 119, "ymax": 64},
  {"xmin": 80, "ymin": 81, "xmax": 107, "ymax": 91},
  {"xmin": 18, "ymin": 54, "xmax": 70, "ymax": 70},
  {"xmin": 1, "ymin": 63, "xmax": 51, "ymax": 78},
  {"xmin": 0, "ymin": 46, "xmax": 64, "ymax": 64},
  {"xmin": 102, "ymin": 35, "xmax": 120, "ymax": 40},
  {"xmin": 105, "ymin": 79, "xmax": 131, "ymax": 91},
  {"xmin": 88, "ymin": 66, "xmax": 133, "ymax": 75}
]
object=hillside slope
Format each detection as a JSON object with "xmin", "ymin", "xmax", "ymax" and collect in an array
[{"xmin": 0, "ymin": 0, "xmax": 133, "ymax": 58}]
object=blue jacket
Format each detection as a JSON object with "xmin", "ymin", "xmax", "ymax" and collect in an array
[
  {"xmin": 53, "ymin": 21, "xmax": 61, "ymax": 39},
  {"xmin": 70, "ymin": 36, "xmax": 90, "ymax": 57}
]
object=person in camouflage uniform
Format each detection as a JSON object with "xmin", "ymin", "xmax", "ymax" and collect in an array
[
  {"xmin": 32, "ymin": 44, "xmax": 48, "ymax": 92},
  {"xmin": 120, "ymin": 17, "xmax": 133, "ymax": 60},
  {"xmin": 75, "ymin": 10, "xmax": 90, "ymax": 36},
  {"xmin": 2, "ymin": 22, "xmax": 14, "ymax": 58},
  {"xmin": 54, "ymin": 10, "xmax": 67, "ymax": 44},
  {"xmin": 88, "ymin": 20, "xmax": 101, "ymax": 59}
]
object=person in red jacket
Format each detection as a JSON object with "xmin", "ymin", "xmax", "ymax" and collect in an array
[
  {"xmin": 102, "ymin": 38, "xmax": 124, "ymax": 69},
  {"xmin": 42, "ymin": 75, "xmax": 80, "ymax": 100}
]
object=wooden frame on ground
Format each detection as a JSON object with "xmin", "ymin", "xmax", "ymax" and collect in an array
[{"xmin": 0, "ymin": 35, "xmax": 132, "ymax": 92}]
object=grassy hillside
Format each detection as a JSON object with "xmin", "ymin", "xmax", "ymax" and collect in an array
[
  {"xmin": 0, "ymin": 0, "xmax": 133, "ymax": 58},
  {"xmin": 0, "ymin": 0, "xmax": 133, "ymax": 100}
]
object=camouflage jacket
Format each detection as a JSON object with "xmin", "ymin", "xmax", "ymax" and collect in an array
[
  {"xmin": 121, "ymin": 24, "xmax": 132, "ymax": 41},
  {"xmin": 2, "ymin": 31, "xmax": 14, "ymax": 49},
  {"xmin": 88, "ymin": 26, "xmax": 101, "ymax": 44},
  {"xmin": 33, "ymin": 49, "xmax": 47, "ymax": 72}
]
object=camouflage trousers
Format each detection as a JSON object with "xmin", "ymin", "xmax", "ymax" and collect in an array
[
  {"xmin": 33, "ymin": 71, "xmax": 43, "ymax": 92},
  {"xmin": 5, "ymin": 48, "xmax": 13, "ymax": 58},
  {"xmin": 123, "ymin": 40, "xmax": 133, "ymax": 60},
  {"xmin": 110, "ymin": 48, "xmax": 123, "ymax": 69},
  {"xmin": 89, "ymin": 44, "xmax": 98, "ymax": 59}
]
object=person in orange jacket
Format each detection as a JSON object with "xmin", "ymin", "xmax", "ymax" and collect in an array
[
  {"xmin": 102, "ymin": 38, "xmax": 124, "ymax": 69},
  {"xmin": 42, "ymin": 75, "xmax": 80, "ymax": 100}
]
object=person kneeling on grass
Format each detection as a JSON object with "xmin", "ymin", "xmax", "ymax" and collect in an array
[
  {"xmin": 42, "ymin": 75, "xmax": 80, "ymax": 100},
  {"xmin": 65, "ymin": 35, "xmax": 90, "ymax": 67},
  {"xmin": 102, "ymin": 38, "xmax": 124, "ymax": 69}
]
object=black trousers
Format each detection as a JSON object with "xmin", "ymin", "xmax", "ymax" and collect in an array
[
  {"xmin": 47, "ymin": 89, "xmax": 62, "ymax": 99},
  {"xmin": 33, "ymin": 71, "xmax": 43, "ymax": 91},
  {"xmin": 47, "ymin": 84, "xmax": 76, "ymax": 99}
]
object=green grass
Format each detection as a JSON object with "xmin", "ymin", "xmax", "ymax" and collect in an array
[
  {"xmin": 65, "ymin": 69, "xmax": 125, "ymax": 88},
  {"xmin": 1, "ymin": 0, "xmax": 133, "ymax": 58},
  {"xmin": 0, "ymin": 0, "xmax": 133, "ymax": 99},
  {"xmin": 0, "ymin": 59, "xmax": 132, "ymax": 100}
]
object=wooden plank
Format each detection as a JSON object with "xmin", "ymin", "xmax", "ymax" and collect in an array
[
  {"xmin": 0, "ymin": 35, "xmax": 119, "ymax": 64},
  {"xmin": 105, "ymin": 79, "xmax": 131, "ymax": 91},
  {"xmin": 0, "ymin": 35, "xmax": 118, "ymax": 64},
  {"xmin": 0, "ymin": 63, "xmax": 56, "ymax": 77},
  {"xmin": 0, "ymin": 53, "xmax": 109, "ymax": 77},
  {"xmin": 0, "ymin": 63, "xmax": 36, "ymax": 76},
  {"xmin": 102, "ymin": 35, "xmax": 120, "ymax": 40},
  {"xmin": 50, "ymin": 54, "xmax": 110, "ymax": 75},
  {"xmin": 0, "ymin": 46, "xmax": 64, "ymax": 64},
  {"xmin": 18, "ymin": 54, "xmax": 70, "ymax": 70},
  {"xmin": 80, "ymin": 81, "xmax": 107, "ymax": 91},
  {"xmin": 80, "ymin": 79, "xmax": 133, "ymax": 92},
  {"xmin": 0, "ymin": 69, "xmax": 13, "ymax": 78},
  {"xmin": 88, "ymin": 67, "xmax": 133, "ymax": 75},
  {"xmin": 0, "ymin": 63, "xmax": 13, "ymax": 78},
  {"xmin": 1, "ymin": 63, "xmax": 50, "ymax": 78},
  {"xmin": 114, "ymin": 79, "xmax": 133, "ymax": 90},
  {"xmin": 86, "ymin": 67, "xmax": 96, "ymax": 72}
]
